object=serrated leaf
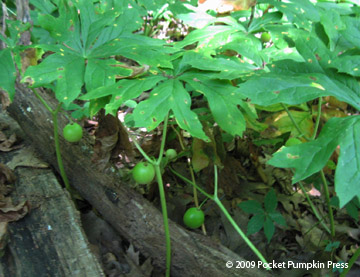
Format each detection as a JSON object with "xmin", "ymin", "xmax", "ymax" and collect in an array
[
  {"xmin": 181, "ymin": 75, "xmax": 246, "ymax": 137},
  {"xmin": 264, "ymin": 216, "xmax": 275, "ymax": 242},
  {"xmin": 180, "ymin": 51, "xmax": 255, "ymax": 79},
  {"xmin": 246, "ymin": 214, "xmax": 265, "ymax": 235},
  {"xmin": 0, "ymin": 49, "xmax": 16, "ymax": 100},
  {"xmin": 22, "ymin": 53, "xmax": 85, "ymax": 105},
  {"xmin": 236, "ymin": 71, "xmax": 360, "ymax": 110},
  {"xmin": 238, "ymin": 200, "xmax": 264, "ymax": 214},
  {"xmin": 264, "ymin": 189, "xmax": 277, "ymax": 213},
  {"xmin": 133, "ymin": 79, "xmax": 208, "ymax": 140},
  {"xmin": 330, "ymin": 55, "xmax": 360, "ymax": 77},
  {"xmin": 268, "ymin": 116, "xmax": 360, "ymax": 208},
  {"xmin": 84, "ymin": 58, "xmax": 132, "ymax": 91}
]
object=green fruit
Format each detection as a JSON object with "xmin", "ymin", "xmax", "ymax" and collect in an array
[
  {"xmin": 183, "ymin": 207, "xmax": 205, "ymax": 229},
  {"xmin": 285, "ymin": 137, "xmax": 302, "ymax": 147},
  {"xmin": 132, "ymin": 162, "xmax": 155, "ymax": 184},
  {"xmin": 165, "ymin": 149, "xmax": 177, "ymax": 160},
  {"xmin": 261, "ymin": 32, "xmax": 271, "ymax": 43},
  {"xmin": 63, "ymin": 123, "xmax": 83, "ymax": 143}
]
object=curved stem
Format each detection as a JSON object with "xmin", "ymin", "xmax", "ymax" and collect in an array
[
  {"xmin": 320, "ymin": 170, "xmax": 335, "ymax": 237},
  {"xmin": 31, "ymin": 88, "xmax": 54, "ymax": 113}
]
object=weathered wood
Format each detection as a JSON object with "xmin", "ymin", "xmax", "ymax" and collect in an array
[
  {"xmin": 0, "ymin": 145, "xmax": 104, "ymax": 277},
  {"xmin": 7, "ymin": 84, "xmax": 269, "ymax": 277}
]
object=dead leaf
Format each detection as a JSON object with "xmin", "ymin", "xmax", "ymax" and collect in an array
[
  {"xmin": 0, "ymin": 163, "xmax": 15, "ymax": 195},
  {"xmin": 0, "ymin": 133, "xmax": 20, "ymax": 152},
  {"xmin": 126, "ymin": 243, "xmax": 140, "ymax": 265},
  {"xmin": 0, "ymin": 198, "xmax": 29, "ymax": 222},
  {"xmin": 0, "ymin": 90, "xmax": 11, "ymax": 110}
]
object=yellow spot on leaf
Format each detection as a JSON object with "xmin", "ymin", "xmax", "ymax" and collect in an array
[{"xmin": 311, "ymin": 82, "xmax": 325, "ymax": 90}]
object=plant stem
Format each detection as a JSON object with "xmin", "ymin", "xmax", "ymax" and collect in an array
[
  {"xmin": 320, "ymin": 170, "xmax": 335, "ymax": 237},
  {"xmin": 297, "ymin": 180, "xmax": 331, "ymax": 234},
  {"xmin": 31, "ymin": 88, "xmax": 72, "ymax": 192},
  {"xmin": 155, "ymin": 165, "xmax": 171, "ymax": 277},
  {"xmin": 340, "ymin": 246, "xmax": 360, "ymax": 277},
  {"xmin": 281, "ymin": 103, "xmax": 311, "ymax": 141},
  {"xmin": 311, "ymin": 97, "xmax": 322, "ymax": 140},
  {"xmin": 52, "ymin": 103, "xmax": 71, "ymax": 191}
]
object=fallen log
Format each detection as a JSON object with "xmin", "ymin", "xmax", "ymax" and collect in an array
[{"xmin": 7, "ymin": 83, "xmax": 269, "ymax": 277}]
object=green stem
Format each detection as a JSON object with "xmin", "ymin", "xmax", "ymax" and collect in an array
[
  {"xmin": 320, "ymin": 170, "xmax": 335, "ymax": 237},
  {"xmin": 155, "ymin": 165, "xmax": 171, "ymax": 277},
  {"xmin": 311, "ymin": 97, "xmax": 322, "ymax": 140},
  {"xmin": 31, "ymin": 88, "xmax": 54, "ymax": 113},
  {"xmin": 52, "ymin": 103, "xmax": 71, "ymax": 192},
  {"xmin": 297, "ymin": 180, "xmax": 331, "ymax": 234},
  {"xmin": 281, "ymin": 103, "xmax": 311, "ymax": 141},
  {"xmin": 340, "ymin": 246, "xmax": 360, "ymax": 277}
]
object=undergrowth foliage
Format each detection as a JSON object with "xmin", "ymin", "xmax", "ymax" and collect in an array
[{"xmin": 1, "ymin": 0, "xmax": 360, "ymax": 275}]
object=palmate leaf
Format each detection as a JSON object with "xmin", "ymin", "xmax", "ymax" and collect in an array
[
  {"xmin": 22, "ymin": 53, "xmax": 85, "ymax": 106},
  {"xmin": 80, "ymin": 75, "xmax": 166, "ymax": 115},
  {"xmin": 133, "ymin": 79, "xmax": 208, "ymax": 141},
  {"xmin": 181, "ymin": 74, "xmax": 246, "ymax": 137},
  {"xmin": 268, "ymin": 116, "xmax": 360, "ymax": 208}
]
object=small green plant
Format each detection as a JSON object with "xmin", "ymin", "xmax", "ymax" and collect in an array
[{"xmin": 238, "ymin": 189, "xmax": 287, "ymax": 242}]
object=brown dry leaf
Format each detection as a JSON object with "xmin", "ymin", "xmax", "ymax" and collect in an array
[
  {"xmin": 0, "ymin": 163, "xmax": 15, "ymax": 196},
  {"xmin": 126, "ymin": 243, "xmax": 140, "ymax": 265},
  {"xmin": 0, "ymin": 197, "xmax": 29, "ymax": 223},
  {"xmin": 0, "ymin": 133, "xmax": 19, "ymax": 152},
  {"xmin": 93, "ymin": 112, "xmax": 134, "ymax": 170},
  {"xmin": 6, "ymin": 147, "xmax": 49, "ymax": 170},
  {"xmin": 0, "ymin": 90, "xmax": 11, "ymax": 110}
]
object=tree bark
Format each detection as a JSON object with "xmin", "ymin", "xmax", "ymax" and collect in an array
[{"xmin": 7, "ymin": 83, "xmax": 269, "ymax": 277}]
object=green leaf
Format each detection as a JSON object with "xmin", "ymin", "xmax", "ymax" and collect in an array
[
  {"xmin": 22, "ymin": 53, "xmax": 85, "ymax": 106},
  {"xmin": 133, "ymin": 79, "xmax": 208, "ymax": 140},
  {"xmin": 238, "ymin": 200, "xmax": 264, "ymax": 214},
  {"xmin": 325, "ymin": 241, "xmax": 340, "ymax": 252},
  {"xmin": 335, "ymin": 116, "xmax": 360, "ymax": 207},
  {"xmin": 264, "ymin": 189, "xmax": 277, "ymax": 213},
  {"xmin": 30, "ymin": 0, "xmax": 57, "ymax": 13},
  {"xmin": 341, "ymin": 16, "xmax": 360, "ymax": 48},
  {"xmin": 268, "ymin": 116, "xmax": 360, "ymax": 208},
  {"xmin": 247, "ymin": 214, "xmax": 265, "ymax": 235},
  {"xmin": 268, "ymin": 211, "xmax": 287, "ymax": 226},
  {"xmin": 0, "ymin": 49, "xmax": 16, "ymax": 100},
  {"xmin": 236, "ymin": 71, "xmax": 360, "ymax": 110},
  {"xmin": 345, "ymin": 201, "xmax": 359, "ymax": 221},
  {"xmin": 180, "ymin": 51, "xmax": 255, "ymax": 79},
  {"xmin": 84, "ymin": 58, "xmax": 132, "ymax": 91},
  {"xmin": 264, "ymin": 217, "xmax": 275, "ymax": 243},
  {"xmin": 330, "ymin": 55, "xmax": 360, "ymax": 77},
  {"xmin": 181, "ymin": 75, "xmax": 246, "ymax": 137},
  {"xmin": 319, "ymin": 9, "xmax": 346, "ymax": 51}
]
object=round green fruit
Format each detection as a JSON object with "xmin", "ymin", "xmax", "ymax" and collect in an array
[
  {"xmin": 261, "ymin": 32, "xmax": 271, "ymax": 43},
  {"xmin": 63, "ymin": 123, "xmax": 83, "ymax": 143},
  {"xmin": 285, "ymin": 137, "xmax": 302, "ymax": 147},
  {"xmin": 183, "ymin": 207, "xmax": 205, "ymax": 229},
  {"xmin": 132, "ymin": 162, "xmax": 155, "ymax": 185},
  {"xmin": 165, "ymin": 149, "xmax": 177, "ymax": 160}
]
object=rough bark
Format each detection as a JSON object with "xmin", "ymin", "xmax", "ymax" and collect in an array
[
  {"xmin": 7, "ymin": 83, "xmax": 270, "ymax": 277},
  {"xmin": 0, "ymin": 144, "xmax": 104, "ymax": 276}
]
